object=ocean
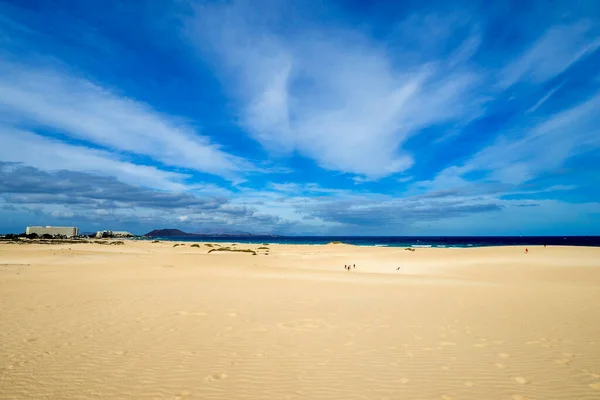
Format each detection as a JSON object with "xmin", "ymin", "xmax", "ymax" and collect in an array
[{"xmin": 145, "ymin": 236, "xmax": 600, "ymax": 248}]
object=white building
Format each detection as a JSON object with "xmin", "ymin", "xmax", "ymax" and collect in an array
[
  {"xmin": 26, "ymin": 226, "xmax": 79, "ymax": 237},
  {"xmin": 96, "ymin": 230, "xmax": 133, "ymax": 238}
]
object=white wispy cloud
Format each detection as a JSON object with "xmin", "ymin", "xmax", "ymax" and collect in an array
[
  {"xmin": 0, "ymin": 128, "xmax": 189, "ymax": 191},
  {"xmin": 526, "ymin": 83, "xmax": 564, "ymax": 113},
  {"xmin": 187, "ymin": 2, "xmax": 484, "ymax": 179},
  {"xmin": 499, "ymin": 21, "xmax": 600, "ymax": 88},
  {"xmin": 472, "ymin": 92, "xmax": 600, "ymax": 184},
  {"xmin": 0, "ymin": 60, "xmax": 251, "ymax": 180},
  {"xmin": 420, "ymin": 91, "xmax": 600, "ymax": 190}
]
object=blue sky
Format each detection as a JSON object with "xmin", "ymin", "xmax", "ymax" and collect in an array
[{"xmin": 1, "ymin": 0, "xmax": 599, "ymax": 235}]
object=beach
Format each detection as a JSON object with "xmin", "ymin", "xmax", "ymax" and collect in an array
[{"xmin": 1, "ymin": 241, "xmax": 600, "ymax": 400}]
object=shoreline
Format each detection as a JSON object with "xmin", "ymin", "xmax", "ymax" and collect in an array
[{"xmin": 3, "ymin": 237, "xmax": 600, "ymax": 249}]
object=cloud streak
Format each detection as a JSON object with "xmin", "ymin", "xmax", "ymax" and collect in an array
[
  {"xmin": 499, "ymin": 22, "xmax": 600, "ymax": 88},
  {"xmin": 0, "ymin": 128, "xmax": 189, "ymax": 191},
  {"xmin": 187, "ymin": 2, "xmax": 484, "ymax": 179},
  {"xmin": 0, "ymin": 60, "xmax": 251, "ymax": 180}
]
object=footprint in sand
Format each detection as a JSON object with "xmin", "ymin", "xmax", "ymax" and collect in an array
[
  {"xmin": 441, "ymin": 395, "xmax": 452, "ymax": 400},
  {"xmin": 227, "ymin": 312, "xmax": 239, "ymax": 317},
  {"xmin": 589, "ymin": 383, "xmax": 600, "ymax": 390},
  {"xmin": 498, "ymin": 353, "xmax": 510, "ymax": 358},
  {"xmin": 464, "ymin": 381, "xmax": 475, "ymax": 387},
  {"xmin": 512, "ymin": 395, "xmax": 531, "ymax": 400},
  {"xmin": 515, "ymin": 377, "xmax": 529, "ymax": 384},
  {"xmin": 173, "ymin": 390, "xmax": 192, "ymax": 400},
  {"xmin": 554, "ymin": 359, "xmax": 571, "ymax": 365},
  {"xmin": 439, "ymin": 342, "xmax": 457, "ymax": 346},
  {"xmin": 495, "ymin": 363, "xmax": 506, "ymax": 369},
  {"xmin": 206, "ymin": 372, "xmax": 228, "ymax": 382},
  {"xmin": 441, "ymin": 366, "xmax": 450, "ymax": 370},
  {"xmin": 399, "ymin": 378, "xmax": 409, "ymax": 384},
  {"xmin": 277, "ymin": 319, "xmax": 330, "ymax": 331},
  {"xmin": 176, "ymin": 311, "xmax": 208, "ymax": 316}
]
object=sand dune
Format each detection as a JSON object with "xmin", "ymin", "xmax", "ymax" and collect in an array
[{"xmin": 1, "ymin": 241, "xmax": 600, "ymax": 399}]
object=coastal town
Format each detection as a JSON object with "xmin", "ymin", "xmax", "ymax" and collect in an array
[{"xmin": 0, "ymin": 226, "xmax": 134, "ymax": 240}]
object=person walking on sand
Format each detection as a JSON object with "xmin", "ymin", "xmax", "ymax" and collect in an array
[
  {"xmin": 525, "ymin": 248, "xmax": 529, "ymax": 254},
  {"xmin": 353, "ymin": 264, "xmax": 355, "ymax": 269}
]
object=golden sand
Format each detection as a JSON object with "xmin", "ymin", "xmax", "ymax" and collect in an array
[{"xmin": 1, "ymin": 241, "xmax": 599, "ymax": 399}]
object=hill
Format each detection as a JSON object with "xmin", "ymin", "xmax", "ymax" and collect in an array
[
  {"xmin": 144, "ymin": 228, "xmax": 280, "ymax": 238},
  {"xmin": 145, "ymin": 229, "xmax": 194, "ymax": 237}
]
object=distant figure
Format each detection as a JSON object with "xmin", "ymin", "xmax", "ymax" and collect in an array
[
  {"xmin": 344, "ymin": 264, "xmax": 347, "ymax": 270},
  {"xmin": 525, "ymin": 248, "xmax": 529, "ymax": 254},
  {"xmin": 397, "ymin": 267, "xmax": 400, "ymax": 271},
  {"xmin": 353, "ymin": 264, "xmax": 355, "ymax": 269}
]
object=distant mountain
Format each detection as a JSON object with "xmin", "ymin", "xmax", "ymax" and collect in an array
[
  {"xmin": 144, "ymin": 228, "xmax": 280, "ymax": 237},
  {"xmin": 145, "ymin": 229, "xmax": 195, "ymax": 237}
]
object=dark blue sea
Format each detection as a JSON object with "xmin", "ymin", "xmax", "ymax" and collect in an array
[{"xmin": 146, "ymin": 236, "xmax": 600, "ymax": 248}]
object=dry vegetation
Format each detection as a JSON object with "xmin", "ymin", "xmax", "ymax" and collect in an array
[{"xmin": 207, "ymin": 247, "xmax": 257, "ymax": 255}]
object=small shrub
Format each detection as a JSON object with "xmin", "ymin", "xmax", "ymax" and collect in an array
[
  {"xmin": 258, "ymin": 246, "xmax": 269, "ymax": 250},
  {"xmin": 204, "ymin": 243, "xmax": 214, "ymax": 247},
  {"xmin": 208, "ymin": 247, "xmax": 256, "ymax": 255},
  {"xmin": 152, "ymin": 240, "xmax": 160, "ymax": 243},
  {"xmin": 173, "ymin": 244, "xmax": 180, "ymax": 248},
  {"xmin": 262, "ymin": 243, "xmax": 269, "ymax": 245},
  {"xmin": 329, "ymin": 241, "xmax": 342, "ymax": 244},
  {"xmin": 191, "ymin": 244, "xmax": 200, "ymax": 248}
]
